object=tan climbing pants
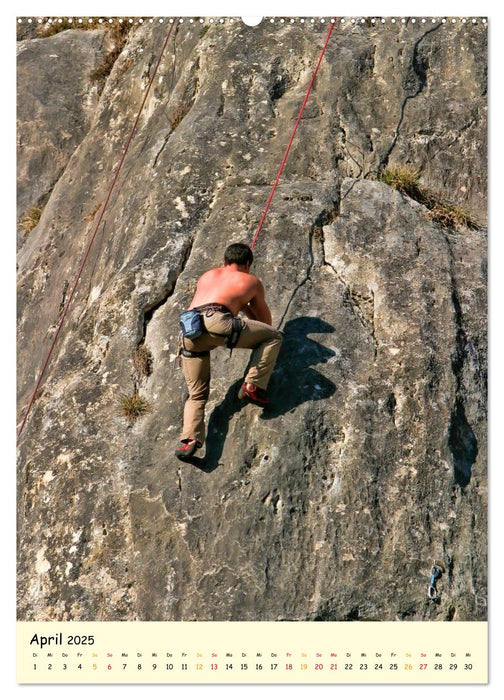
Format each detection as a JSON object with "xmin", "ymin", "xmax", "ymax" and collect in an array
[{"xmin": 180, "ymin": 309, "xmax": 283, "ymax": 444}]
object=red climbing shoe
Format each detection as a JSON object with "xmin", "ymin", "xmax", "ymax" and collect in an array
[
  {"xmin": 174, "ymin": 439, "xmax": 201, "ymax": 460},
  {"xmin": 238, "ymin": 382, "xmax": 271, "ymax": 407}
]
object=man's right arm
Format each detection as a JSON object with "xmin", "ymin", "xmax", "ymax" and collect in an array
[{"xmin": 248, "ymin": 279, "xmax": 273, "ymax": 326}]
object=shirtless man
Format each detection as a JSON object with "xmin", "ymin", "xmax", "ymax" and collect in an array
[{"xmin": 175, "ymin": 242, "xmax": 283, "ymax": 460}]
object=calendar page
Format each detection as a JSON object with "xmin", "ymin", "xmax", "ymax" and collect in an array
[{"xmin": 16, "ymin": 4, "xmax": 488, "ymax": 687}]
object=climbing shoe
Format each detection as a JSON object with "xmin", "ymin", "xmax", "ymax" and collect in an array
[
  {"xmin": 238, "ymin": 382, "xmax": 271, "ymax": 407},
  {"xmin": 174, "ymin": 439, "xmax": 201, "ymax": 460}
]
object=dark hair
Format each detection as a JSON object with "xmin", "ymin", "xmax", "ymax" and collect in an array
[{"xmin": 224, "ymin": 242, "xmax": 253, "ymax": 267}]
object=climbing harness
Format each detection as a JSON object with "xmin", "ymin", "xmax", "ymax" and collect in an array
[
  {"xmin": 179, "ymin": 348, "xmax": 210, "ymax": 359},
  {"xmin": 226, "ymin": 317, "xmax": 243, "ymax": 353},
  {"xmin": 427, "ymin": 562, "xmax": 444, "ymax": 601},
  {"xmin": 176, "ymin": 331, "xmax": 210, "ymax": 365},
  {"xmin": 178, "ymin": 304, "xmax": 243, "ymax": 359},
  {"xmin": 17, "ymin": 20, "xmax": 178, "ymax": 441},
  {"xmin": 250, "ymin": 18, "xmax": 336, "ymax": 251},
  {"xmin": 196, "ymin": 303, "xmax": 243, "ymax": 351}
]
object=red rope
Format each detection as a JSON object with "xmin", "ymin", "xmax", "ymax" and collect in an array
[
  {"xmin": 250, "ymin": 19, "xmax": 336, "ymax": 251},
  {"xmin": 17, "ymin": 21, "xmax": 177, "ymax": 441}
]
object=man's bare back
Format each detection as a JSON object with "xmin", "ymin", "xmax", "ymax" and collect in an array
[
  {"xmin": 175, "ymin": 242, "xmax": 282, "ymax": 458},
  {"xmin": 189, "ymin": 263, "xmax": 272, "ymax": 325}
]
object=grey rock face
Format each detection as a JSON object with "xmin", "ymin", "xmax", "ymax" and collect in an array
[
  {"xmin": 16, "ymin": 29, "xmax": 113, "ymax": 224},
  {"xmin": 17, "ymin": 19, "xmax": 487, "ymax": 622}
]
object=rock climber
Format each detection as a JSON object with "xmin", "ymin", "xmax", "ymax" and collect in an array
[{"xmin": 175, "ymin": 242, "xmax": 283, "ymax": 460}]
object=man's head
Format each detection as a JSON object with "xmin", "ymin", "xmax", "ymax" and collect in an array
[{"xmin": 224, "ymin": 242, "xmax": 254, "ymax": 269}]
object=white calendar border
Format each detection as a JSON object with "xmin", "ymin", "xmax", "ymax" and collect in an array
[{"xmin": 6, "ymin": 0, "xmax": 500, "ymax": 697}]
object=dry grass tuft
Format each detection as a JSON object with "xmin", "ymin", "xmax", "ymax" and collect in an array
[
  {"xmin": 378, "ymin": 166, "xmax": 479, "ymax": 232},
  {"xmin": 378, "ymin": 166, "xmax": 423, "ymax": 200},
  {"xmin": 170, "ymin": 102, "xmax": 192, "ymax": 131},
  {"xmin": 133, "ymin": 344, "xmax": 153, "ymax": 378},
  {"xmin": 89, "ymin": 21, "xmax": 134, "ymax": 85},
  {"xmin": 34, "ymin": 18, "xmax": 138, "ymax": 88},
  {"xmin": 89, "ymin": 52, "xmax": 120, "ymax": 83},
  {"xmin": 37, "ymin": 18, "xmax": 83, "ymax": 37},
  {"xmin": 36, "ymin": 17, "xmax": 140, "ymax": 38},
  {"xmin": 18, "ymin": 207, "xmax": 42, "ymax": 236},
  {"xmin": 118, "ymin": 392, "xmax": 152, "ymax": 421},
  {"xmin": 429, "ymin": 202, "xmax": 479, "ymax": 231},
  {"xmin": 85, "ymin": 201, "xmax": 103, "ymax": 222}
]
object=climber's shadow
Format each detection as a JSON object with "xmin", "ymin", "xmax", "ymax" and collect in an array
[
  {"xmin": 262, "ymin": 317, "xmax": 337, "ymax": 418},
  {"xmin": 184, "ymin": 454, "xmax": 221, "ymax": 473},
  {"xmin": 200, "ymin": 317, "xmax": 337, "ymax": 470}
]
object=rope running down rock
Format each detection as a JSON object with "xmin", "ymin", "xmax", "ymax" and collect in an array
[{"xmin": 17, "ymin": 20, "xmax": 178, "ymax": 441}]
